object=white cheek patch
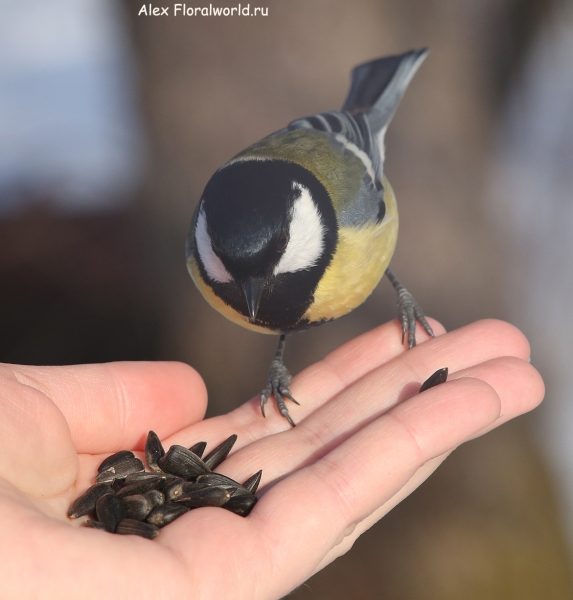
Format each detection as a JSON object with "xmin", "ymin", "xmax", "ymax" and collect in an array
[
  {"xmin": 274, "ymin": 183, "xmax": 325, "ymax": 275},
  {"xmin": 195, "ymin": 208, "xmax": 233, "ymax": 283}
]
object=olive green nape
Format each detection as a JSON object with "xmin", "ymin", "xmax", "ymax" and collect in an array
[{"xmin": 233, "ymin": 129, "xmax": 366, "ymax": 214}]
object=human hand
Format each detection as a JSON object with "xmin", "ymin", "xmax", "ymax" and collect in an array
[{"xmin": 0, "ymin": 319, "xmax": 542, "ymax": 599}]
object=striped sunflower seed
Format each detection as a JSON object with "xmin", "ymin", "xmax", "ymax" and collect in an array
[
  {"xmin": 223, "ymin": 494, "xmax": 258, "ymax": 517},
  {"xmin": 146, "ymin": 503, "xmax": 190, "ymax": 527},
  {"xmin": 67, "ymin": 483, "xmax": 112, "ymax": 519},
  {"xmin": 97, "ymin": 450, "xmax": 135, "ymax": 473},
  {"xmin": 95, "ymin": 456, "xmax": 145, "ymax": 484},
  {"xmin": 122, "ymin": 494, "xmax": 154, "ymax": 520},
  {"xmin": 116, "ymin": 518, "xmax": 159, "ymax": 539},
  {"xmin": 242, "ymin": 470, "xmax": 262, "ymax": 494},
  {"xmin": 203, "ymin": 434, "xmax": 238, "ymax": 470},
  {"xmin": 158, "ymin": 445, "xmax": 210, "ymax": 478},
  {"xmin": 419, "ymin": 367, "xmax": 448, "ymax": 393},
  {"xmin": 145, "ymin": 430, "xmax": 165, "ymax": 472},
  {"xmin": 96, "ymin": 493, "xmax": 125, "ymax": 533},
  {"xmin": 189, "ymin": 441, "xmax": 207, "ymax": 457},
  {"xmin": 174, "ymin": 486, "xmax": 231, "ymax": 508}
]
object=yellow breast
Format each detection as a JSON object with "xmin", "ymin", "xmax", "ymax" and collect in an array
[{"xmin": 303, "ymin": 178, "xmax": 398, "ymax": 323}]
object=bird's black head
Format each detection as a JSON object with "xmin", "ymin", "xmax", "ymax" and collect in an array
[{"xmin": 190, "ymin": 159, "xmax": 338, "ymax": 332}]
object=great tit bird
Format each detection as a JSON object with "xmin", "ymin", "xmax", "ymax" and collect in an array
[{"xmin": 186, "ymin": 49, "xmax": 434, "ymax": 426}]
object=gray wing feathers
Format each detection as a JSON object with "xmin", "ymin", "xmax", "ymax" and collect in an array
[
  {"xmin": 342, "ymin": 49, "xmax": 428, "ymax": 133},
  {"xmin": 286, "ymin": 50, "xmax": 427, "ymax": 227}
]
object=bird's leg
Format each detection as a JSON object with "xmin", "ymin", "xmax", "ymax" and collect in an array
[
  {"xmin": 385, "ymin": 267, "xmax": 434, "ymax": 349},
  {"xmin": 260, "ymin": 333, "xmax": 299, "ymax": 427}
]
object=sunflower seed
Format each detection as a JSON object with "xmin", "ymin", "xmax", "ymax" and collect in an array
[
  {"xmin": 116, "ymin": 518, "xmax": 159, "ymax": 539},
  {"xmin": 122, "ymin": 494, "xmax": 154, "ymax": 520},
  {"xmin": 146, "ymin": 503, "xmax": 190, "ymax": 527},
  {"xmin": 223, "ymin": 493, "xmax": 258, "ymax": 517},
  {"xmin": 145, "ymin": 431, "xmax": 165, "ymax": 472},
  {"xmin": 98, "ymin": 450, "xmax": 135, "ymax": 473},
  {"xmin": 144, "ymin": 489, "xmax": 165, "ymax": 508},
  {"xmin": 419, "ymin": 367, "xmax": 448, "ymax": 393},
  {"xmin": 195, "ymin": 472, "xmax": 241, "ymax": 488},
  {"xmin": 189, "ymin": 441, "xmax": 207, "ymax": 458},
  {"xmin": 95, "ymin": 456, "xmax": 145, "ymax": 484},
  {"xmin": 203, "ymin": 434, "xmax": 238, "ymax": 470},
  {"xmin": 124, "ymin": 472, "xmax": 171, "ymax": 488},
  {"xmin": 116, "ymin": 477, "xmax": 166, "ymax": 498},
  {"xmin": 96, "ymin": 493, "xmax": 125, "ymax": 533},
  {"xmin": 158, "ymin": 445, "xmax": 210, "ymax": 478},
  {"xmin": 67, "ymin": 483, "xmax": 112, "ymax": 518},
  {"xmin": 175, "ymin": 486, "xmax": 231, "ymax": 508},
  {"xmin": 164, "ymin": 478, "xmax": 186, "ymax": 501},
  {"xmin": 242, "ymin": 470, "xmax": 262, "ymax": 494}
]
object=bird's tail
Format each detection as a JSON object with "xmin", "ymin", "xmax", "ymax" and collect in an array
[{"xmin": 342, "ymin": 49, "xmax": 428, "ymax": 133}]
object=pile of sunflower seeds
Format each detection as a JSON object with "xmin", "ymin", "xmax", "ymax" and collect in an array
[{"xmin": 68, "ymin": 432, "xmax": 260, "ymax": 539}]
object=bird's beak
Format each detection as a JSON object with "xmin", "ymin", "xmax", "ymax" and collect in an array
[{"xmin": 242, "ymin": 278, "xmax": 264, "ymax": 320}]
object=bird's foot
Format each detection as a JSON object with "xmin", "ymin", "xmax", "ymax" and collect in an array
[
  {"xmin": 396, "ymin": 287, "xmax": 434, "ymax": 349},
  {"xmin": 260, "ymin": 360, "xmax": 299, "ymax": 427},
  {"xmin": 386, "ymin": 268, "xmax": 434, "ymax": 349}
]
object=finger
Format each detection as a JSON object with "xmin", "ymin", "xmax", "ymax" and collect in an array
[
  {"xmin": 451, "ymin": 356, "xmax": 544, "ymax": 436},
  {"xmin": 164, "ymin": 318, "xmax": 524, "ymax": 454},
  {"xmin": 0, "ymin": 366, "xmax": 78, "ymax": 496},
  {"xmin": 316, "ymin": 453, "xmax": 450, "ymax": 571},
  {"xmin": 283, "ymin": 355, "xmax": 545, "ymax": 574},
  {"xmin": 7, "ymin": 361, "xmax": 207, "ymax": 454}
]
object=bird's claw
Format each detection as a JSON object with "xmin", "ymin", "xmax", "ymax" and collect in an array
[
  {"xmin": 260, "ymin": 360, "xmax": 298, "ymax": 427},
  {"xmin": 396, "ymin": 287, "xmax": 434, "ymax": 349}
]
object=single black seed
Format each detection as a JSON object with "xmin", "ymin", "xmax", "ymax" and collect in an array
[
  {"xmin": 242, "ymin": 470, "xmax": 262, "ymax": 494},
  {"xmin": 189, "ymin": 441, "xmax": 207, "ymax": 458},
  {"xmin": 145, "ymin": 431, "xmax": 165, "ymax": 473},
  {"xmin": 164, "ymin": 478, "xmax": 186, "ymax": 501},
  {"xmin": 122, "ymin": 494, "xmax": 154, "ymax": 520},
  {"xmin": 96, "ymin": 493, "xmax": 125, "ymax": 533},
  {"xmin": 203, "ymin": 434, "xmax": 238, "ymax": 470},
  {"xmin": 98, "ymin": 450, "xmax": 135, "ymax": 473},
  {"xmin": 124, "ymin": 472, "xmax": 170, "ymax": 488},
  {"xmin": 67, "ymin": 483, "xmax": 112, "ymax": 519},
  {"xmin": 144, "ymin": 489, "xmax": 165, "ymax": 509},
  {"xmin": 116, "ymin": 518, "xmax": 159, "ymax": 539},
  {"xmin": 195, "ymin": 473, "xmax": 244, "ymax": 495},
  {"xmin": 94, "ymin": 457, "xmax": 145, "ymax": 484},
  {"xmin": 116, "ymin": 478, "xmax": 165, "ymax": 498},
  {"xmin": 419, "ymin": 367, "xmax": 449, "ymax": 393},
  {"xmin": 158, "ymin": 445, "xmax": 210, "ymax": 479},
  {"xmin": 146, "ymin": 503, "xmax": 190, "ymax": 527},
  {"xmin": 175, "ymin": 486, "xmax": 231, "ymax": 508},
  {"xmin": 196, "ymin": 473, "xmax": 241, "ymax": 488},
  {"xmin": 223, "ymin": 494, "xmax": 258, "ymax": 517}
]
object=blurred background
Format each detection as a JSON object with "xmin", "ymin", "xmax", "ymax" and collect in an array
[{"xmin": 1, "ymin": 0, "xmax": 573, "ymax": 596}]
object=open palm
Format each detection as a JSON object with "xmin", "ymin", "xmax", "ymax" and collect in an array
[{"xmin": 0, "ymin": 319, "xmax": 542, "ymax": 599}]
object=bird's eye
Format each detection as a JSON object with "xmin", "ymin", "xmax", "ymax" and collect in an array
[{"xmin": 276, "ymin": 233, "xmax": 289, "ymax": 253}]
